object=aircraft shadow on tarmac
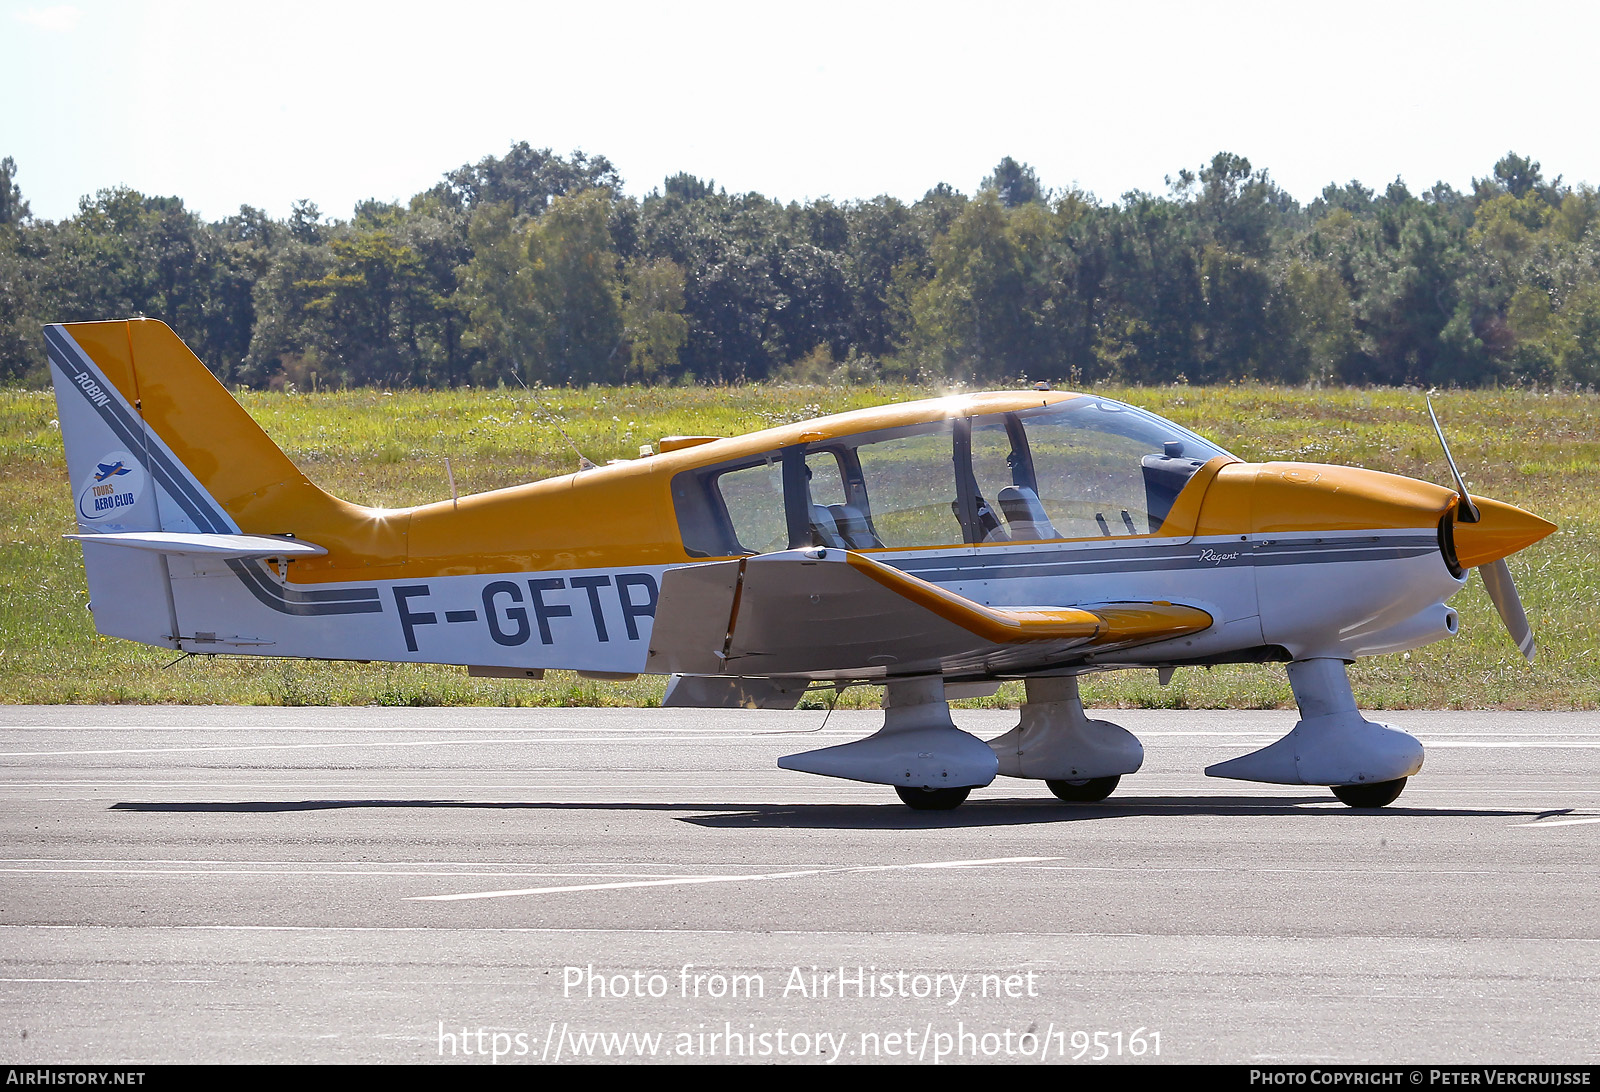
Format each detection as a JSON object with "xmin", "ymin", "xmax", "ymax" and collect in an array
[{"xmin": 107, "ymin": 797, "xmax": 1561, "ymax": 830}]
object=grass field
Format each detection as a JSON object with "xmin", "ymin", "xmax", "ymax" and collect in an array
[{"xmin": 1, "ymin": 380, "xmax": 1594, "ymax": 710}]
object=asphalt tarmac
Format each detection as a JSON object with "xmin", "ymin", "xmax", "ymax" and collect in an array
[{"xmin": 2, "ymin": 704, "xmax": 1596, "ymax": 1066}]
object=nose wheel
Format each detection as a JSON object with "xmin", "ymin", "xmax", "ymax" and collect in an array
[
  {"xmin": 1331, "ymin": 778, "xmax": 1407, "ymax": 808},
  {"xmin": 1046, "ymin": 775, "xmax": 1120, "ymax": 803}
]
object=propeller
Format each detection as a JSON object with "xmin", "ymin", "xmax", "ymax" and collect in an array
[
  {"xmin": 1427, "ymin": 395, "xmax": 1538, "ymax": 662},
  {"xmin": 1479, "ymin": 557, "xmax": 1536, "ymax": 660}
]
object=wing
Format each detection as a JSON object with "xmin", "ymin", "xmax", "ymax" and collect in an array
[{"xmin": 646, "ymin": 547, "xmax": 1211, "ymax": 681}]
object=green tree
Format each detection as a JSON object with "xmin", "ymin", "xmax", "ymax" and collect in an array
[
  {"xmin": 1095, "ymin": 190, "xmax": 1204, "ymax": 382},
  {"xmin": 621, "ymin": 257, "xmax": 688, "ymax": 381},
  {"xmin": 636, "ymin": 184, "xmax": 782, "ymax": 380},
  {"xmin": 0, "ymin": 157, "xmax": 29, "ymax": 226},
  {"xmin": 1281, "ymin": 258, "xmax": 1357, "ymax": 384},
  {"xmin": 463, "ymin": 190, "xmax": 626, "ymax": 384},
  {"xmin": 288, "ymin": 199, "xmax": 328, "ymax": 244},
  {"xmin": 294, "ymin": 203, "xmax": 444, "ymax": 385},
  {"xmin": 241, "ymin": 235, "xmax": 332, "ymax": 387},
  {"xmin": 1555, "ymin": 283, "xmax": 1600, "ymax": 385},
  {"xmin": 447, "ymin": 145, "xmax": 621, "ymax": 217},
  {"xmin": 30, "ymin": 188, "xmax": 255, "ymax": 379},
  {"xmin": 983, "ymin": 157, "xmax": 1044, "ymax": 209},
  {"xmin": 908, "ymin": 191, "xmax": 1078, "ymax": 381},
  {"xmin": 0, "ymin": 226, "xmax": 41, "ymax": 382}
]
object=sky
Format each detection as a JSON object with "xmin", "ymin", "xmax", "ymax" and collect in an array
[{"xmin": 4, "ymin": 0, "xmax": 1597, "ymax": 223}]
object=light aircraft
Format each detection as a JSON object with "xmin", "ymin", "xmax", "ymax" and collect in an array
[{"xmin": 47, "ymin": 319, "xmax": 1555, "ymax": 810}]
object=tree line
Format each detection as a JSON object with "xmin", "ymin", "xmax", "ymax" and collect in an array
[{"xmin": 1, "ymin": 147, "xmax": 1597, "ymax": 389}]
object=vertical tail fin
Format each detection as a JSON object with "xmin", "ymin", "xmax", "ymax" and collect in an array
[
  {"xmin": 48, "ymin": 320, "xmax": 190, "ymax": 645},
  {"xmin": 47, "ymin": 319, "xmax": 396, "ymax": 647},
  {"xmin": 48, "ymin": 319, "xmax": 324, "ymax": 535}
]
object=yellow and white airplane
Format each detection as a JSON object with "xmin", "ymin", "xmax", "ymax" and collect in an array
[{"xmin": 47, "ymin": 319, "xmax": 1555, "ymax": 810}]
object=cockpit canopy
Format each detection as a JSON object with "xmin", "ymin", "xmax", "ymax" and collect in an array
[{"xmin": 672, "ymin": 396, "xmax": 1232, "ymax": 557}]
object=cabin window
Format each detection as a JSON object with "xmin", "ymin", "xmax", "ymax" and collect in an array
[
  {"xmin": 672, "ymin": 454, "xmax": 788, "ymax": 557},
  {"xmin": 716, "ymin": 457, "xmax": 789, "ymax": 554},
  {"xmin": 672, "ymin": 397, "xmax": 1230, "ymax": 558},
  {"xmin": 1003, "ymin": 399, "xmax": 1228, "ymax": 539},
  {"xmin": 851, "ymin": 424, "xmax": 960, "ymax": 548},
  {"xmin": 804, "ymin": 450, "xmax": 849, "ymax": 508},
  {"xmin": 801, "ymin": 420, "xmax": 962, "ymax": 550},
  {"xmin": 968, "ymin": 415, "xmax": 1028, "ymax": 542}
]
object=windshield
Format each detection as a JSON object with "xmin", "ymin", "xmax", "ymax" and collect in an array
[{"xmin": 973, "ymin": 399, "xmax": 1232, "ymax": 540}]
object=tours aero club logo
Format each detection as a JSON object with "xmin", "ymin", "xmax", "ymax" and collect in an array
[{"xmin": 77, "ymin": 450, "xmax": 146, "ymax": 521}]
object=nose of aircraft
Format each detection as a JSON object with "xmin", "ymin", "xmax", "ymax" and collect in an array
[
  {"xmin": 1198, "ymin": 461, "xmax": 1461, "ymax": 536},
  {"xmin": 1195, "ymin": 461, "xmax": 1557, "ymax": 663},
  {"xmin": 1449, "ymin": 496, "xmax": 1557, "ymax": 568}
]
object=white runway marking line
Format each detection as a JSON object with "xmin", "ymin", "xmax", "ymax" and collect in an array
[
  {"xmin": 1133, "ymin": 731, "xmax": 1600, "ymax": 741},
  {"xmin": 0, "ymin": 868, "xmax": 702, "ymax": 879},
  {"xmin": 0, "ymin": 739, "xmax": 535, "ymax": 757},
  {"xmin": 0, "ymin": 736, "xmax": 771, "ymax": 757},
  {"xmin": 0, "ymin": 774, "xmax": 858, "ymax": 781},
  {"xmin": 0, "ymin": 978, "xmax": 216, "ymax": 984},
  {"xmin": 3, "ymin": 857, "xmax": 1590, "ymax": 881},
  {"xmin": 1520, "ymin": 816, "xmax": 1600, "ymax": 827},
  {"xmin": 407, "ymin": 856, "xmax": 1066, "ymax": 902},
  {"xmin": 0, "ymin": 725, "xmax": 770, "ymax": 733},
  {"xmin": 0, "ymin": 857, "xmax": 768, "ymax": 868},
  {"xmin": 1424, "ymin": 741, "xmax": 1600, "ymax": 748}
]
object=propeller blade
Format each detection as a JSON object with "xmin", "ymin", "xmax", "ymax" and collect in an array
[
  {"xmin": 1479, "ymin": 558, "xmax": 1536, "ymax": 662},
  {"xmin": 1427, "ymin": 395, "xmax": 1480, "ymax": 523}
]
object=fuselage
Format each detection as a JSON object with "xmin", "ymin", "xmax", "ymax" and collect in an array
[{"xmin": 154, "ymin": 390, "xmax": 1534, "ymax": 676}]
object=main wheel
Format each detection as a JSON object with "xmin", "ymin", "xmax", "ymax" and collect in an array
[
  {"xmin": 895, "ymin": 785, "xmax": 971, "ymax": 810},
  {"xmin": 1046, "ymin": 775, "xmax": 1120, "ymax": 803},
  {"xmin": 1331, "ymin": 777, "xmax": 1407, "ymax": 808}
]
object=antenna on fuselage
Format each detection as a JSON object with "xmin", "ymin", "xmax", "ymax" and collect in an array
[{"xmin": 510, "ymin": 368, "xmax": 597, "ymax": 472}]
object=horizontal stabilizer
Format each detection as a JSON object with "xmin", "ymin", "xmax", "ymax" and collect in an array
[{"xmin": 65, "ymin": 532, "xmax": 327, "ymax": 559}]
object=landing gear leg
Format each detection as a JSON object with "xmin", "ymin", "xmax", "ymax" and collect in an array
[
  {"xmin": 777, "ymin": 676, "xmax": 998, "ymax": 809},
  {"xmin": 988, "ymin": 676, "xmax": 1143, "ymax": 802},
  {"xmin": 1206, "ymin": 658, "xmax": 1422, "ymax": 805}
]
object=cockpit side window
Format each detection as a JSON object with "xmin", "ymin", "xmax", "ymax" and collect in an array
[
  {"xmin": 800, "ymin": 449, "xmax": 882, "ymax": 549},
  {"xmin": 716, "ymin": 457, "xmax": 789, "ymax": 554},
  {"xmin": 1011, "ymin": 399, "xmax": 1228, "ymax": 538},
  {"xmin": 672, "ymin": 455, "xmax": 788, "ymax": 557},
  {"xmin": 803, "ymin": 450, "xmax": 848, "ymax": 508},
  {"xmin": 672, "ymin": 399, "xmax": 1227, "ymax": 556},
  {"xmin": 969, "ymin": 415, "xmax": 1032, "ymax": 542},
  {"xmin": 839, "ymin": 420, "xmax": 962, "ymax": 549}
]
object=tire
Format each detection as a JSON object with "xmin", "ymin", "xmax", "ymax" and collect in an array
[
  {"xmin": 1045, "ymin": 775, "xmax": 1120, "ymax": 803},
  {"xmin": 895, "ymin": 786, "xmax": 971, "ymax": 810},
  {"xmin": 1331, "ymin": 777, "xmax": 1407, "ymax": 808}
]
